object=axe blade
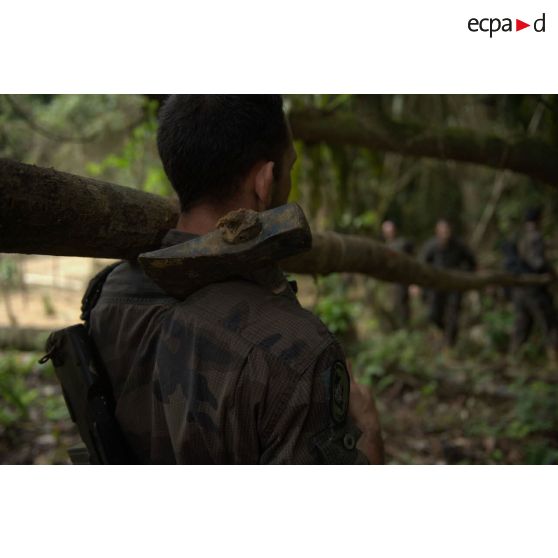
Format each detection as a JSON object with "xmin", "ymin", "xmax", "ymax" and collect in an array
[{"xmin": 138, "ymin": 203, "xmax": 312, "ymax": 299}]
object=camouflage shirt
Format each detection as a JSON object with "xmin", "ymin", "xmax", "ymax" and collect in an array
[
  {"xmin": 518, "ymin": 228, "xmax": 553, "ymax": 274},
  {"xmin": 421, "ymin": 237, "xmax": 476, "ymax": 271},
  {"xmin": 87, "ymin": 230, "xmax": 368, "ymax": 464}
]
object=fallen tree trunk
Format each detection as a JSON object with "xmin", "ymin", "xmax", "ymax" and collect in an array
[
  {"xmin": 289, "ymin": 109, "xmax": 558, "ymax": 188},
  {"xmin": 0, "ymin": 157, "xmax": 178, "ymax": 259},
  {"xmin": 0, "ymin": 158, "xmax": 552, "ymax": 291},
  {"xmin": 0, "ymin": 327, "xmax": 50, "ymax": 352}
]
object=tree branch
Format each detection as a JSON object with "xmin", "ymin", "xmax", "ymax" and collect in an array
[
  {"xmin": 281, "ymin": 231, "xmax": 551, "ymax": 291},
  {"xmin": 289, "ymin": 108, "xmax": 558, "ymax": 187},
  {"xmin": 4, "ymin": 95, "xmax": 102, "ymax": 144}
]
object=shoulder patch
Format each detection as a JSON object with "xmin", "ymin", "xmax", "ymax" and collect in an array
[{"xmin": 330, "ymin": 361, "xmax": 350, "ymax": 424}]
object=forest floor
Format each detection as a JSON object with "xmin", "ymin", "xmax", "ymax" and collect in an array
[
  {"xmin": 377, "ymin": 345, "xmax": 558, "ymax": 464},
  {"xmin": 1, "ymin": 263, "xmax": 557, "ymax": 464},
  {"xmin": 1, "ymin": 343, "xmax": 556, "ymax": 464}
]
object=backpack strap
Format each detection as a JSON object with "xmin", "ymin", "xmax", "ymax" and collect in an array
[{"xmin": 80, "ymin": 262, "xmax": 122, "ymax": 322}]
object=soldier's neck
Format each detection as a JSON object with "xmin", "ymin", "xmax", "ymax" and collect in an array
[{"xmin": 176, "ymin": 200, "xmax": 258, "ymax": 236}]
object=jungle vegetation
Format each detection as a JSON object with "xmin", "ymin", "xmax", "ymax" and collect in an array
[{"xmin": 1, "ymin": 94, "xmax": 557, "ymax": 464}]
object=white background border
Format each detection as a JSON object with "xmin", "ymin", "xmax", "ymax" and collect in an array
[
  {"xmin": 2, "ymin": 2, "xmax": 557, "ymax": 556},
  {"xmin": 1, "ymin": 1, "xmax": 556, "ymax": 92},
  {"xmin": 2, "ymin": 466, "xmax": 556, "ymax": 558}
]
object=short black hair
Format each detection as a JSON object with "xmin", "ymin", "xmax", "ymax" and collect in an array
[
  {"xmin": 157, "ymin": 95, "xmax": 289, "ymax": 210},
  {"xmin": 524, "ymin": 206, "xmax": 543, "ymax": 223}
]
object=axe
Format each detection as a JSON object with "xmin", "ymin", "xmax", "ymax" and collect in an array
[{"xmin": 138, "ymin": 203, "xmax": 312, "ymax": 299}]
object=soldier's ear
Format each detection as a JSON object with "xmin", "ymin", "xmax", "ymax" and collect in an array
[{"xmin": 254, "ymin": 161, "xmax": 274, "ymax": 211}]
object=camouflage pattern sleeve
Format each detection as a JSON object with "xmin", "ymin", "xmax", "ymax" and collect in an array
[
  {"xmin": 246, "ymin": 342, "xmax": 369, "ymax": 465},
  {"xmin": 519, "ymin": 230, "xmax": 549, "ymax": 273}
]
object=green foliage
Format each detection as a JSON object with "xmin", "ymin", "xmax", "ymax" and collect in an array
[
  {"xmin": 314, "ymin": 294, "xmax": 357, "ymax": 337},
  {"xmin": 522, "ymin": 441, "xmax": 558, "ymax": 465},
  {"xmin": 41, "ymin": 294, "xmax": 56, "ymax": 317},
  {"xmin": 0, "ymin": 94, "xmax": 145, "ymax": 163},
  {"xmin": 35, "ymin": 94, "xmax": 136, "ymax": 138},
  {"xmin": 287, "ymin": 140, "xmax": 304, "ymax": 204},
  {"xmin": 480, "ymin": 306, "xmax": 514, "ymax": 352},
  {"xmin": 0, "ymin": 353, "xmax": 39, "ymax": 427},
  {"xmin": 501, "ymin": 379, "xmax": 558, "ymax": 464},
  {"xmin": 339, "ymin": 209, "xmax": 380, "ymax": 234},
  {"xmin": 355, "ymin": 329, "xmax": 431, "ymax": 391},
  {"xmin": 0, "ymin": 352, "xmax": 69, "ymax": 432},
  {"xmin": 313, "ymin": 275, "xmax": 359, "ymax": 338},
  {"xmin": 0, "ymin": 351, "xmax": 72, "ymax": 463},
  {"xmin": 43, "ymin": 393, "xmax": 70, "ymax": 422},
  {"xmin": 86, "ymin": 99, "xmax": 172, "ymax": 195},
  {"xmin": 508, "ymin": 380, "xmax": 558, "ymax": 439},
  {"xmin": 0, "ymin": 256, "xmax": 22, "ymax": 290}
]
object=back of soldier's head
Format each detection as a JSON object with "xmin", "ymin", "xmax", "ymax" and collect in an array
[
  {"xmin": 435, "ymin": 218, "xmax": 452, "ymax": 243},
  {"xmin": 524, "ymin": 206, "xmax": 543, "ymax": 226},
  {"xmin": 157, "ymin": 95, "xmax": 290, "ymax": 211},
  {"xmin": 381, "ymin": 219, "xmax": 398, "ymax": 241}
]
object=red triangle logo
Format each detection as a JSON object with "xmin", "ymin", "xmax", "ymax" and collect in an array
[{"xmin": 516, "ymin": 19, "xmax": 530, "ymax": 31}]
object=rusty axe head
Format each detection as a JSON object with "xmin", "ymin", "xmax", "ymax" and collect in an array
[{"xmin": 138, "ymin": 203, "xmax": 312, "ymax": 299}]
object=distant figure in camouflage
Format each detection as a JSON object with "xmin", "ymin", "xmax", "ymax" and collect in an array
[
  {"xmin": 85, "ymin": 95, "xmax": 383, "ymax": 464},
  {"xmin": 381, "ymin": 219, "xmax": 414, "ymax": 327},
  {"xmin": 510, "ymin": 207, "xmax": 558, "ymax": 360},
  {"xmin": 421, "ymin": 219, "xmax": 476, "ymax": 346}
]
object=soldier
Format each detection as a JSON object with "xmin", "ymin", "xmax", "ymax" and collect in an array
[
  {"xmin": 510, "ymin": 207, "xmax": 558, "ymax": 360},
  {"xmin": 381, "ymin": 219, "xmax": 414, "ymax": 327},
  {"xmin": 85, "ymin": 95, "xmax": 383, "ymax": 464},
  {"xmin": 421, "ymin": 219, "xmax": 476, "ymax": 346}
]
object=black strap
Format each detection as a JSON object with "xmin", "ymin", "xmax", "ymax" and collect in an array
[
  {"xmin": 288, "ymin": 279, "xmax": 298, "ymax": 294},
  {"xmin": 80, "ymin": 262, "xmax": 122, "ymax": 322}
]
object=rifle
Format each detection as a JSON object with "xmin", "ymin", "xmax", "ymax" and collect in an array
[{"xmin": 41, "ymin": 324, "xmax": 136, "ymax": 464}]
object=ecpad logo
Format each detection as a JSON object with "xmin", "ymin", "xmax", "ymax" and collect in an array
[{"xmin": 468, "ymin": 13, "xmax": 546, "ymax": 37}]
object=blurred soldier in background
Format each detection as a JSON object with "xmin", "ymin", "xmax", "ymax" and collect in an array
[
  {"xmin": 421, "ymin": 219, "xmax": 476, "ymax": 346},
  {"xmin": 510, "ymin": 207, "xmax": 558, "ymax": 361},
  {"xmin": 381, "ymin": 219, "xmax": 414, "ymax": 327}
]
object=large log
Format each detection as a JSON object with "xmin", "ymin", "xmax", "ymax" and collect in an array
[
  {"xmin": 0, "ymin": 158, "xmax": 552, "ymax": 292},
  {"xmin": 0, "ymin": 157, "xmax": 178, "ymax": 259},
  {"xmin": 0, "ymin": 326, "xmax": 50, "ymax": 352}
]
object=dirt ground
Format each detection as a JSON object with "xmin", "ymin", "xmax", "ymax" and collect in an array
[
  {"xmin": 1, "ymin": 255, "xmax": 319, "ymax": 330},
  {"xmin": 0, "ymin": 255, "xmax": 114, "ymax": 329}
]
